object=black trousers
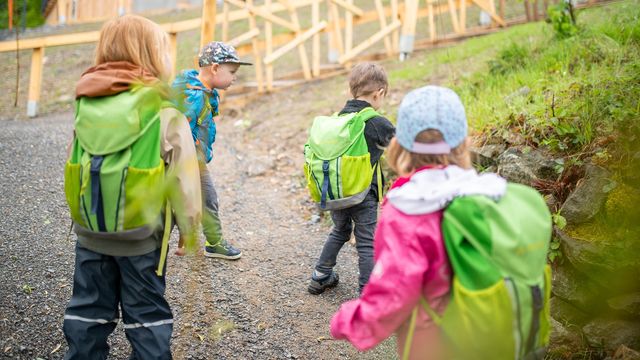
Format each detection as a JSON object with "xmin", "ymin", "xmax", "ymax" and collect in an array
[{"xmin": 63, "ymin": 245, "xmax": 173, "ymax": 360}]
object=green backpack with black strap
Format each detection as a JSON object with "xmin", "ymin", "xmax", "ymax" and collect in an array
[
  {"xmin": 404, "ymin": 183, "xmax": 553, "ymax": 360},
  {"xmin": 303, "ymin": 107, "xmax": 382, "ymax": 211},
  {"xmin": 64, "ymin": 85, "xmax": 174, "ymax": 273}
]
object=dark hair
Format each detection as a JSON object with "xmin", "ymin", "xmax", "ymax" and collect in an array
[{"xmin": 349, "ymin": 62, "xmax": 388, "ymax": 98}]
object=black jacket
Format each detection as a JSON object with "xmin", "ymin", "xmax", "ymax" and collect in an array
[{"xmin": 339, "ymin": 99, "xmax": 396, "ymax": 200}]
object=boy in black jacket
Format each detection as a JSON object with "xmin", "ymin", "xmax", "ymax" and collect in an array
[{"xmin": 309, "ymin": 62, "xmax": 396, "ymax": 295}]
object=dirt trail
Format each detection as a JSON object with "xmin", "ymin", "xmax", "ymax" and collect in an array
[
  {"xmin": 0, "ymin": 76, "xmax": 398, "ymax": 359},
  {"xmin": 166, "ymin": 81, "xmax": 397, "ymax": 359}
]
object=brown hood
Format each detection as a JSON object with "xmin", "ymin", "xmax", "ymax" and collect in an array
[{"xmin": 75, "ymin": 61, "xmax": 161, "ymax": 99}]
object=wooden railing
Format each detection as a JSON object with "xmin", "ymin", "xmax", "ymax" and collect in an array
[{"xmin": 0, "ymin": 0, "xmax": 545, "ymax": 117}]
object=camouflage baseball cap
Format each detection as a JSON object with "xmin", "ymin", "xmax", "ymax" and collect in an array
[{"xmin": 198, "ymin": 41, "xmax": 252, "ymax": 67}]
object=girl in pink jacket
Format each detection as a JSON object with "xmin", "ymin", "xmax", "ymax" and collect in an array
[{"xmin": 330, "ymin": 86, "xmax": 508, "ymax": 359}]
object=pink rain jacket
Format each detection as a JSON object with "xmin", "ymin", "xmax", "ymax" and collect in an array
[{"xmin": 330, "ymin": 166, "xmax": 507, "ymax": 360}]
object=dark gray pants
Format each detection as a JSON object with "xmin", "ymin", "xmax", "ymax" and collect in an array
[
  {"xmin": 63, "ymin": 246, "xmax": 173, "ymax": 360},
  {"xmin": 199, "ymin": 160, "xmax": 224, "ymax": 247},
  {"xmin": 315, "ymin": 192, "xmax": 378, "ymax": 290}
]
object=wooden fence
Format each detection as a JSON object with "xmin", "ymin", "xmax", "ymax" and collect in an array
[{"xmin": 0, "ymin": 0, "xmax": 593, "ymax": 117}]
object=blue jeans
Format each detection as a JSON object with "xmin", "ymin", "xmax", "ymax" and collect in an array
[
  {"xmin": 315, "ymin": 192, "xmax": 378, "ymax": 291},
  {"xmin": 63, "ymin": 246, "xmax": 172, "ymax": 360},
  {"xmin": 199, "ymin": 160, "xmax": 224, "ymax": 247}
]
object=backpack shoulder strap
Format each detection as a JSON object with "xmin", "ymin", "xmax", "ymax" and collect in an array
[{"xmin": 356, "ymin": 107, "xmax": 381, "ymax": 122}]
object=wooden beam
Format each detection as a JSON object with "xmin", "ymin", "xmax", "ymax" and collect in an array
[
  {"xmin": 27, "ymin": 48, "xmax": 44, "ymax": 117},
  {"xmin": 227, "ymin": 28, "xmax": 260, "ymax": 47},
  {"xmin": 399, "ymin": 0, "xmax": 419, "ymax": 58},
  {"xmin": 428, "ymin": 1, "xmax": 436, "ymax": 42},
  {"xmin": 265, "ymin": 0, "xmax": 274, "ymax": 90},
  {"xmin": 264, "ymin": 21, "xmax": 327, "ymax": 65},
  {"xmin": 460, "ymin": 0, "xmax": 467, "ymax": 33},
  {"xmin": 345, "ymin": 0, "xmax": 354, "ymax": 58},
  {"xmin": 311, "ymin": 0, "xmax": 321, "ymax": 77},
  {"xmin": 329, "ymin": 0, "xmax": 344, "ymax": 59},
  {"xmin": 329, "ymin": 0, "xmax": 364, "ymax": 17},
  {"xmin": 222, "ymin": 1, "xmax": 230, "ymax": 41},
  {"xmin": 225, "ymin": 0, "xmax": 299, "ymax": 31},
  {"xmin": 200, "ymin": 0, "xmax": 217, "ymax": 48},
  {"xmin": 374, "ymin": 0, "xmax": 393, "ymax": 56},
  {"xmin": 447, "ymin": 0, "xmax": 462, "ymax": 34},
  {"xmin": 246, "ymin": 0, "xmax": 264, "ymax": 92},
  {"xmin": 391, "ymin": 0, "xmax": 400, "ymax": 52},
  {"xmin": 471, "ymin": 0, "xmax": 506, "ymax": 26},
  {"xmin": 339, "ymin": 20, "xmax": 401, "ymax": 64},
  {"xmin": 169, "ymin": 32, "xmax": 178, "ymax": 79}
]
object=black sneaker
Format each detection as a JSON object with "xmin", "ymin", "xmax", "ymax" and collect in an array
[
  {"xmin": 308, "ymin": 271, "xmax": 339, "ymax": 295},
  {"xmin": 204, "ymin": 241, "xmax": 242, "ymax": 260}
]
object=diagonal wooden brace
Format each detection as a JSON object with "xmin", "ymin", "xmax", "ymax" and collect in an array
[{"xmin": 224, "ymin": 0, "xmax": 300, "ymax": 31}]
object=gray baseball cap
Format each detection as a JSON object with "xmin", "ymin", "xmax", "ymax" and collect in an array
[{"xmin": 198, "ymin": 41, "xmax": 253, "ymax": 67}]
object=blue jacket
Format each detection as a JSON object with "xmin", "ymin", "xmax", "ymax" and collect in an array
[{"xmin": 172, "ymin": 69, "xmax": 220, "ymax": 163}]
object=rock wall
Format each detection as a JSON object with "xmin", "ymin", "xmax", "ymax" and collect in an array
[{"xmin": 471, "ymin": 146, "xmax": 640, "ymax": 358}]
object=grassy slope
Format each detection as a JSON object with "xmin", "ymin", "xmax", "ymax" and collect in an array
[{"xmin": 387, "ymin": 0, "xmax": 639, "ymax": 163}]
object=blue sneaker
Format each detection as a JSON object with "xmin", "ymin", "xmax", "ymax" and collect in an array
[
  {"xmin": 308, "ymin": 271, "xmax": 339, "ymax": 295},
  {"xmin": 204, "ymin": 241, "xmax": 242, "ymax": 260}
]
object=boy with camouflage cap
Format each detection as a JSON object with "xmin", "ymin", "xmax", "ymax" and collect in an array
[{"xmin": 172, "ymin": 42, "xmax": 251, "ymax": 259}]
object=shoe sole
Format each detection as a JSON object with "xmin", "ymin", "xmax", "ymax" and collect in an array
[
  {"xmin": 204, "ymin": 252, "xmax": 242, "ymax": 260},
  {"xmin": 307, "ymin": 275, "xmax": 339, "ymax": 295}
]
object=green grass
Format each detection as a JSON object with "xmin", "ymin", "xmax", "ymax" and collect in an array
[{"xmin": 387, "ymin": 0, "xmax": 640, "ymax": 164}]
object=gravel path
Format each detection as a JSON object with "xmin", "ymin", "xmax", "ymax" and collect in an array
[{"xmin": 0, "ymin": 78, "xmax": 398, "ymax": 359}]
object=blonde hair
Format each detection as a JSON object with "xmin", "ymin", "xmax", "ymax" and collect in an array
[
  {"xmin": 95, "ymin": 15, "xmax": 170, "ymax": 80},
  {"xmin": 349, "ymin": 62, "xmax": 389, "ymax": 98},
  {"xmin": 387, "ymin": 130, "xmax": 472, "ymax": 177}
]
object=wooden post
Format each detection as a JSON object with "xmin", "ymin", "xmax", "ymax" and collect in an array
[
  {"xmin": 399, "ymin": 0, "xmax": 419, "ymax": 60},
  {"xmin": 524, "ymin": 0, "xmax": 532, "ymax": 21},
  {"xmin": 118, "ymin": 0, "xmax": 125, "ymax": 16},
  {"xmin": 222, "ymin": 1, "xmax": 230, "ymax": 42},
  {"xmin": 499, "ymin": 0, "xmax": 505, "ymax": 22},
  {"xmin": 533, "ymin": 0, "xmax": 539, "ymax": 20},
  {"xmin": 460, "ymin": 0, "xmax": 467, "ymax": 34},
  {"xmin": 447, "ymin": 0, "xmax": 462, "ymax": 34},
  {"xmin": 328, "ymin": 0, "xmax": 344, "ymax": 63},
  {"xmin": 391, "ymin": 0, "xmax": 399, "ymax": 52},
  {"xmin": 489, "ymin": 0, "xmax": 497, "ymax": 26},
  {"xmin": 27, "ymin": 47, "xmax": 44, "ymax": 118},
  {"xmin": 280, "ymin": 0, "xmax": 312, "ymax": 80},
  {"xmin": 246, "ymin": 0, "xmax": 264, "ymax": 92},
  {"xmin": 265, "ymin": 0, "xmax": 274, "ymax": 90},
  {"xmin": 345, "ymin": 0, "xmax": 353, "ymax": 59},
  {"xmin": 312, "ymin": 0, "xmax": 321, "ymax": 77},
  {"xmin": 57, "ymin": 0, "xmax": 67, "ymax": 25},
  {"xmin": 169, "ymin": 32, "xmax": 178, "ymax": 79},
  {"xmin": 428, "ymin": 0, "xmax": 436, "ymax": 42},
  {"xmin": 374, "ymin": 0, "xmax": 393, "ymax": 56},
  {"xmin": 200, "ymin": 0, "xmax": 217, "ymax": 48},
  {"xmin": 542, "ymin": 0, "xmax": 549, "ymax": 18}
]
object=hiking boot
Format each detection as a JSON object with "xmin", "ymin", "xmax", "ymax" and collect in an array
[
  {"xmin": 204, "ymin": 241, "xmax": 242, "ymax": 260},
  {"xmin": 308, "ymin": 271, "xmax": 339, "ymax": 295}
]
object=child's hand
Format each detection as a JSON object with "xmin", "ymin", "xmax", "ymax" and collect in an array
[{"xmin": 175, "ymin": 247, "xmax": 186, "ymax": 256}]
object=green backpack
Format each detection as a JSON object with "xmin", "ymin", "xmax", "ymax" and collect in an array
[
  {"xmin": 303, "ymin": 107, "xmax": 382, "ymax": 211},
  {"xmin": 404, "ymin": 183, "xmax": 552, "ymax": 360},
  {"xmin": 64, "ymin": 86, "xmax": 173, "ymax": 273}
]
